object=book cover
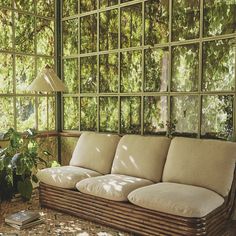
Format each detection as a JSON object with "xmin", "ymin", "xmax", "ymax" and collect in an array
[
  {"xmin": 6, "ymin": 218, "xmax": 44, "ymax": 230},
  {"xmin": 5, "ymin": 210, "xmax": 40, "ymax": 226}
]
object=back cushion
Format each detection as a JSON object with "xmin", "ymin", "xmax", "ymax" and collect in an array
[
  {"xmin": 163, "ymin": 137, "xmax": 236, "ymax": 197},
  {"xmin": 111, "ymin": 135, "xmax": 171, "ymax": 182},
  {"xmin": 70, "ymin": 132, "xmax": 120, "ymax": 174}
]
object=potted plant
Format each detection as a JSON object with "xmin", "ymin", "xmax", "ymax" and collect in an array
[{"xmin": 0, "ymin": 128, "xmax": 58, "ymax": 201}]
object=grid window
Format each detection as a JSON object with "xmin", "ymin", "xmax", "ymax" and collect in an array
[
  {"xmin": 0, "ymin": 1, "xmax": 56, "ymax": 132},
  {"xmin": 62, "ymin": 0, "xmax": 236, "ymax": 140}
]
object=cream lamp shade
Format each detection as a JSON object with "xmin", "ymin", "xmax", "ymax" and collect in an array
[{"xmin": 28, "ymin": 65, "xmax": 67, "ymax": 92}]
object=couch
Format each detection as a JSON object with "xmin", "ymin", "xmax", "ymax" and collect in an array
[{"xmin": 38, "ymin": 132, "xmax": 236, "ymax": 235}]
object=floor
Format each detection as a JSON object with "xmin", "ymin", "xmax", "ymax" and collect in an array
[
  {"xmin": 0, "ymin": 193, "xmax": 235, "ymax": 236},
  {"xmin": 0, "ymin": 193, "xmax": 131, "ymax": 236}
]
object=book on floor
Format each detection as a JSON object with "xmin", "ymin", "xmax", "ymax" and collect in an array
[
  {"xmin": 6, "ymin": 218, "xmax": 44, "ymax": 230},
  {"xmin": 5, "ymin": 210, "xmax": 40, "ymax": 226}
]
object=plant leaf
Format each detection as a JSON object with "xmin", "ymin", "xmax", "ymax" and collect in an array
[
  {"xmin": 17, "ymin": 179, "xmax": 33, "ymax": 200},
  {"xmin": 51, "ymin": 161, "xmax": 60, "ymax": 167},
  {"xmin": 32, "ymin": 174, "xmax": 38, "ymax": 183}
]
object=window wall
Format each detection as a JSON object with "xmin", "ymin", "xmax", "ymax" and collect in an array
[
  {"xmin": 0, "ymin": 0, "xmax": 56, "ymax": 132},
  {"xmin": 61, "ymin": 0, "xmax": 236, "ymax": 139}
]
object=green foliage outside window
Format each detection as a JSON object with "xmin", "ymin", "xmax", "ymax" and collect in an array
[
  {"xmin": 80, "ymin": 97, "xmax": 97, "ymax": 131},
  {"xmin": 121, "ymin": 4, "xmax": 142, "ymax": 48},
  {"xmin": 0, "ymin": 1, "xmax": 56, "ymax": 133},
  {"xmin": 121, "ymin": 50, "xmax": 142, "ymax": 93},
  {"xmin": 61, "ymin": 0, "xmax": 236, "ymax": 139},
  {"xmin": 0, "ymin": 1, "xmax": 235, "ymax": 139},
  {"xmin": 80, "ymin": 56, "xmax": 97, "ymax": 93},
  {"xmin": 100, "ymin": 53, "xmax": 118, "ymax": 93},
  {"xmin": 121, "ymin": 97, "xmax": 141, "ymax": 134},
  {"xmin": 144, "ymin": 96, "xmax": 167, "ymax": 134},
  {"xmin": 145, "ymin": 0, "xmax": 169, "ymax": 46},
  {"xmin": 171, "ymin": 44, "xmax": 199, "ymax": 92},
  {"xmin": 144, "ymin": 48, "xmax": 168, "ymax": 92},
  {"xmin": 171, "ymin": 96, "xmax": 199, "ymax": 136},
  {"xmin": 204, "ymin": 0, "xmax": 235, "ymax": 36},
  {"xmin": 202, "ymin": 39, "xmax": 235, "ymax": 91},
  {"xmin": 0, "ymin": 9, "xmax": 12, "ymax": 50},
  {"xmin": 100, "ymin": 9, "xmax": 118, "ymax": 51},
  {"xmin": 100, "ymin": 97, "xmax": 118, "ymax": 132},
  {"xmin": 172, "ymin": 0, "xmax": 200, "ymax": 41}
]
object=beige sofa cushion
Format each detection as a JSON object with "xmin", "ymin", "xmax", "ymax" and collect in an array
[
  {"xmin": 76, "ymin": 174, "xmax": 153, "ymax": 201},
  {"xmin": 163, "ymin": 137, "xmax": 236, "ymax": 197},
  {"xmin": 70, "ymin": 132, "xmax": 120, "ymax": 174},
  {"xmin": 111, "ymin": 135, "xmax": 171, "ymax": 182},
  {"xmin": 37, "ymin": 166, "xmax": 101, "ymax": 189},
  {"xmin": 128, "ymin": 183, "xmax": 224, "ymax": 218}
]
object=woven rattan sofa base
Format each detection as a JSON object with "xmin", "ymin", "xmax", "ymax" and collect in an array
[{"xmin": 39, "ymin": 182, "xmax": 235, "ymax": 236}]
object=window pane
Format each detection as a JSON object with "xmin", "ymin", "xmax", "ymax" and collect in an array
[
  {"xmin": 0, "ymin": 97, "xmax": 14, "ymax": 132},
  {"xmin": 100, "ymin": 0, "xmax": 118, "ymax": 8},
  {"xmin": 36, "ymin": 18, "xmax": 54, "ymax": 56},
  {"xmin": 171, "ymin": 96, "xmax": 199, "ymax": 136},
  {"xmin": 100, "ymin": 97, "xmax": 118, "ymax": 132},
  {"xmin": 145, "ymin": 0, "xmax": 169, "ymax": 45},
  {"xmin": 16, "ymin": 96, "xmax": 36, "ymax": 132},
  {"xmin": 144, "ymin": 48, "xmax": 168, "ymax": 92},
  {"xmin": 172, "ymin": 0, "xmax": 200, "ymax": 41},
  {"xmin": 80, "ymin": 0, "xmax": 97, "ymax": 13},
  {"xmin": 16, "ymin": 55, "xmax": 35, "ymax": 93},
  {"xmin": 100, "ymin": 53, "xmax": 118, "ymax": 93},
  {"xmin": 121, "ymin": 4, "xmax": 142, "ymax": 48},
  {"xmin": 63, "ymin": 97, "xmax": 79, "ymax": 130},
  {"xmin": 63, "ymin": 19, "xmax": 78, "ymax": 56},
  {"xmin": 48, "ymin": 96, "xmax": 56, "ymax": 130},
  {"xmin": 38, "ymin": 96, "xmax": 47, "ymax": 131},
  {"xmin": 80, "ymin": 14, "xmax": 97, "ymax": 53},
  {"xmin": 37, "ymin": 57, "xmax": 55, "ymax": 72},
  {"xmin": 0, "ymin": 53, "xmax": 13, "ymax": 93},
  {"xmin": 37, "ymin": 96, "xmax": 56, "ymax": 131},
  {"xmin": 100, "ymin": 9, "xmax": 118, "ymax": 51},
  {"xmin": 121, "ymin": 50, "xmax": 142, "ymax": 93},
  {"xmin": 15, "ymin": 13, "xmax": 35, "ymax": 53},
  {"xmin": 80, "ymin": 97, "xmax": 97, "ymax": 131},
  {"xmin": 63, "ymin": 58, "xmax": 78, "ymax": 94},
  {"xmin": 0, "ymin": 9, "xmax": 12, "ymax": 51},
  {"xmin": 121, "ymin": 0, "xmax": 133, "ymax": 3},
  {"xmin": 0, "ymin": 0, "xmax": 11, "ymax": 7},
  {"xmin": 144, "ymin": 96, "xmax": 167, "ymax": 134},
  {"xmin": 63, "ymin": 0, "xmax": 78, "ymax": 17},
  {"xmin": 13, "ymin": 0, "xmax": 34, "ymax": 12},
  {"xmin": 121, "ymin": 96, "xmax": 141, "ymax": 134},
  {"xmin": 202, "ymin": 39, "xmax": 235, "ymax": 91},
  {"xmin": 171, "ymin": 44, "xmax": 199, "ymax": 92},
  {"xmin": 204, "ymin": 0, "xmax": 236, "ymax": 36},
  {"xmin": 36, "ymin": 0, "xmax": 55, "ymax": 17},
  {"xmin": 80, "ymin": 56, "xmax": 97, "ymax": 93},
  {"xmin": 201, "ymin": 95, "xmax": 233, "ymax": 139}
]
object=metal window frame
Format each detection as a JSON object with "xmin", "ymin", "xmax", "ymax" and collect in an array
[
  {"xmin": 0, "ymin": 1, "xmax": 57, "ymax": 133},
  {"xmin": 60, "ymin": 0, "xmax": 236, "ymax": 138}
]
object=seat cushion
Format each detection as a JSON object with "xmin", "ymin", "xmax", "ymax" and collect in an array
[
  {"xmin": 37, "ymin": 166, "xmax": 101, "ymax": 189},
  {"xmin": 128, "ymin": 183, "xmax": 224, "ymax": 218},
  {"xmin": 111, "ymin": 135, "xmax": 171, "ymax": 182},
  {"xmin": 69, "ymin": 132, "xmax": 120, "ymax": 174},
  {"xmin": 163, "ymin": 137, "xmax": 236, "ymax": 197},
  {"xmin": 76, "ymin": 174, "xmax": 153, "ymax": 201}
]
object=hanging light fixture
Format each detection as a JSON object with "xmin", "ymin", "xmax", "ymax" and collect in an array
[{"xmin": 27, "ymin": 65, "xmax": 66, "ymax": 92}]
